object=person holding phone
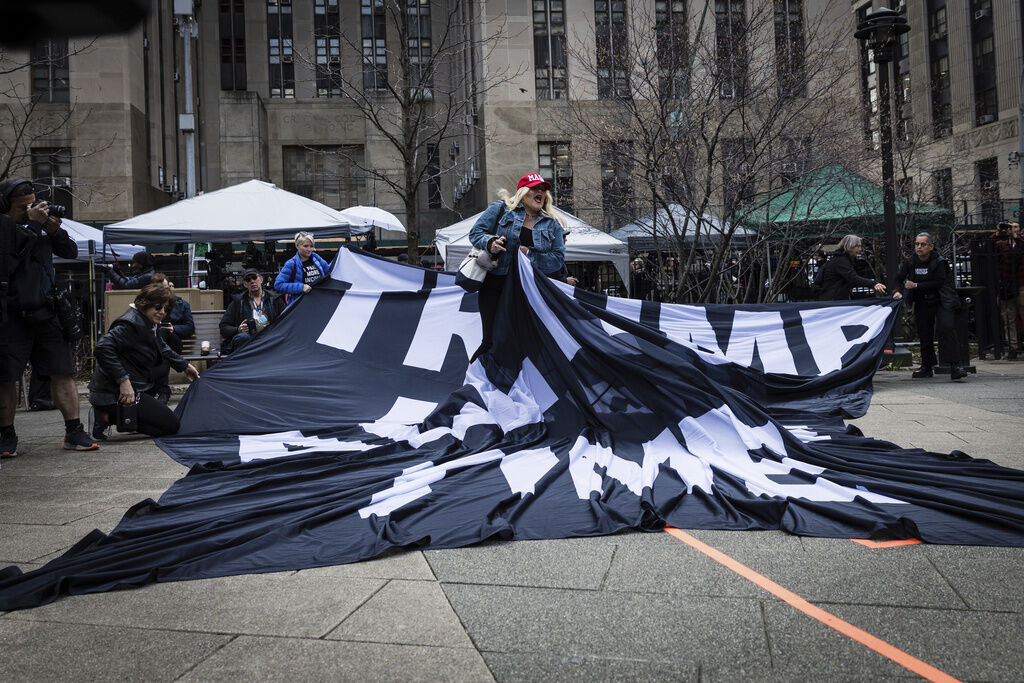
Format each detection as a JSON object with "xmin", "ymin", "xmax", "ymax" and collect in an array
[
  {"xmin": 219, "ymin": 268, "xmax": 285, "ymax": 354},
  {"xmin": 89, "ymin": 284, "xmax": 199, "ymax": 440},
  {"xmin": 148, "ymin": 273, "xmax": 194, "ymax": 403}
]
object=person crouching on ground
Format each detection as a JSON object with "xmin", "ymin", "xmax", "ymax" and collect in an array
[
  {"xmin": 220, "ymin": 268, "xmax": 285, "ymax": 354},
  {"xmin": 149, "ymin": 273, "xmax": 195, "ymax": 404},
  {"xmin": 893, "ymin": 232, "xmax": 967, "ymax": 381},
  {"xmin": 467, "ymin": 172, "xmax": 568, "ymax": 362},
  {"xmin": 274, "ymin": 231, "xmax": 329, "ymax": 304},
  {"xmin": 89, "ymin": 284, "xmax": 200, "ymax": 440},
  {"xmin": 816, "ymin": 235, "xmax": 887, "ymax": 300}
]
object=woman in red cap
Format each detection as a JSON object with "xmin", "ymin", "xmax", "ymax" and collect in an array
[{"xmin": 467, "ymin": 172, "xmax": 568, "ymax": 361}]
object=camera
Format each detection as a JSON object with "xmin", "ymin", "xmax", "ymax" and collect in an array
[{"xmin": 32, "ymin": 201, "xmax": 67, "ymax": 219}]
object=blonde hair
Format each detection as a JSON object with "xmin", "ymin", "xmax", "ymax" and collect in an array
[
  {"xmin": 837, "ymin": 234, "xmax": 862, "ymax": 254},
  {"xmin": 497, "ymin": 186, "xmax": 568, "ymax": 229},
  {"xmin": 294, "ymin": 231, "xmax": 315, "ymax": 247}
]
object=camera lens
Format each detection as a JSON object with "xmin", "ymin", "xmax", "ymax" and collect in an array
[{"xmin": 49, "ymin": 204, "xmax": 67, "ymax": 219}]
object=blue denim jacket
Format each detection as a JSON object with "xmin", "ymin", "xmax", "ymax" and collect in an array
[{"xmin": 468, "ymin": 200, "xmax": 565, "ymax": 276}]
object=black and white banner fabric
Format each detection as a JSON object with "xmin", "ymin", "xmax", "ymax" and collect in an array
[{"xmin": 1, "ymin": 249, "xmax": 1022, "ymax": 611}]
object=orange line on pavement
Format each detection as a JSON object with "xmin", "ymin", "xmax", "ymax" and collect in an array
[
  {"xmin": 663, "ymin": 526, "xmax": 960, "ymax": 683},
  {"xmin": 852, "ymin": 538, "xmax": 923, "ymax": 548}
]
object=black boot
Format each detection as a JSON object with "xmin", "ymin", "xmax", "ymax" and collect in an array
[
  {"xmin": 950, "ymin": 365, "xmax": 968, "ymax": 380},
  {"xmin": 92, "ymin": 409, "xmax": 110, "ymax": 441},
  {"xmin": 1008, "ymin": 348, "xmax": 1018, "ymax": 361},
  {"xmin": 911, "ymin": 365, "xmax": 933, "ymax": 379}
]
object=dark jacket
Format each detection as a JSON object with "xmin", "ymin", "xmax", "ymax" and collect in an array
[
  {"xmin": 219, "ymin": 289, "xmax": 285, "ymax": 343},
  {"xmin": 895, "ymin": 252, "xmax": 957, "ymax": 310},
  {"xmin": 816, "ymin": 250, "xmax": 878, "ymax": 301},
  {"xmin": 1, "ymin": 218, "xmax": 77, "ymax": 312},
  {"xmin": 108, "ymin": 265, "xmax": 155, "ymax": 290},
  {"xmin": 89, "ymin": 306, "xmax": 188, "ymax": 406},
  {"xmin": 167, "ymin": 296, "xmax": 195, "ymax": 338},
  {"xmin": 995, "ymin": 238, "xmax": 1024, "ymax": 289}
]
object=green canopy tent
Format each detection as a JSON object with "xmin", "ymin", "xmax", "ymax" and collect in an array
[{"xmin": 746, "ymin": 165, "xmax": 953, "ymax": 238}]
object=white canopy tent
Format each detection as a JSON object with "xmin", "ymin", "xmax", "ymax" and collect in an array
[
  {"xmin": 611, "ymin": 203, "xmax": 753, "ymax": 249},
  {"xmin": 435, "ymin": 207, "xmax": 630, "ymax": 294},
  {"xmin": 55, "ymin": 218, "xmax": 144, "ymax": 263},
  {"xmin": 103, "ymin": 179, "xmax": 373, "ymax": 244},
  {"xmin": 340, "ymin": 206, "xmax": 406, "ymax": 234}
]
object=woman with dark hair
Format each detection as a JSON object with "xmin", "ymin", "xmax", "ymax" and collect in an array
[
  {"xmin": 467, "ymin": 172, "xmax": 568, "ymax": 361},
  {"xmin": 89, "ymin": 284, "xmax": 200, "ymax": 439},
  {"xmin": 815, "ymin": 234, "xmax": 887, "ymax": 301}
]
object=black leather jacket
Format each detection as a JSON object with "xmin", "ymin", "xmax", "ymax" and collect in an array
[
  {"xmin": 2, "ymin": 218, "xmax": 77, "ymax": 312},
  {"xmin": 816, "ymin": 251, "xmax": 878, "ymax": 301},
  {"xmin": 89, "ymin": 306, "xmax": 188, "ymax": 405},
  {"xmin": 219, "ymin": 289, "xmax": 285, "ymax": 343}
]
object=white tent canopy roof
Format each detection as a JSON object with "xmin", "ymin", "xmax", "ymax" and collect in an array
[
  {"xmin": 612, "ymin": 203, "xmax": 752, "ymax": 246},
  {"xmin": 56, "ymin": 218, "xmax": 144, "ymax": 263},
  {"xmin": 435, "ymin": 206, "xmax": 630, "ymax": 293},
  {"xmin": 104, "ymin": 179, "xmax": 373, "ymax": 244},
  {"xmin": 340, "ymin": 206, "xmax": 406, "ymax": 233}
]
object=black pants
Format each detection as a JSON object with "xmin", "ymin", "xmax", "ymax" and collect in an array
[
  {"xmin": 94, "ymin": 393, "xmax": 180, "ymax": 437},
  {"xmin": 471, "ymin": 273, "xmax": 507, "ymax": 362},
  {"xmin": 151, "ymin": 329, "xmax": 183, "ymax": 400},
  {"xmin": 916, "ymin": 302, "xmax": 959, "ymax": 368}
]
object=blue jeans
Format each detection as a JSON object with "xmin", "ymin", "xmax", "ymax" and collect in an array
[{"xmin": 227, "ymin": 332, "xmax": 252, "ymax": 353}]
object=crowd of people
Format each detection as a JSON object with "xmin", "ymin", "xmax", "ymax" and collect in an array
[{"xmin": 1, "ymin": 171, "xmax": 1020, "ymax": 455}]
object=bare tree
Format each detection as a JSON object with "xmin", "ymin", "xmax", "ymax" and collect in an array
[
  {"xmin": 562, "ymin": 0, "xmax": 865, "ymax": 303},
  {"xmin": 0, "ymin": 39, "xmax": 114, "ymax": 210},
  {"xmin": 295, "ymin": 2, "xmax": 524, "ymax": 259}
]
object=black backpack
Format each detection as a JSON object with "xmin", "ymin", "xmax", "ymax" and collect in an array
[{"xmin": 809, "ymin": 258, "xmax": 828, "ymax": 296}]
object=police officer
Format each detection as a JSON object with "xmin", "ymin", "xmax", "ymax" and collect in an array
[{"xmin": 893, "ymin": 232, "xmax": 966, "ymax": 381}]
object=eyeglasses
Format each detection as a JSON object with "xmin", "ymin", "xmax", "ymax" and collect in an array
[
  {"xmin": 244, "ymin": 275, "xmax": 259, "ymax": 282},
  {"xmin": 150, "ymin": 304, "xmax": 167, "ymax": 312}
]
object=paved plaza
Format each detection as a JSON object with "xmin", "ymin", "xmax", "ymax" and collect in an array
[{"xmin": 1, "ymin": 361, "xmax": 1023, "ymax": 681}]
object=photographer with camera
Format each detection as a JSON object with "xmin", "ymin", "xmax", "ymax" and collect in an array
[
  {"xmin": 98, "ymin": 250, "xmax": 155, "ymax": 290},
  {"xmin": 995, "ymin": 221, "xmax": 1023, "ymax": 359},
  {"xmin": 0, "ymin": 179, "xmax": 97, "ymax": 457},
  {"xmin": 89, "ymin": 284, "xmax": 199, "ymax": 439},
  {"xmin": 219, "ymin": 268, "xmax": 284, "ymax": 354}
]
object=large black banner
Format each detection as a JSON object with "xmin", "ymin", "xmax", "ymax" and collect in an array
[{"xmin": 1, "ymin": 249, "xmax": 1021, "ymax": 611}]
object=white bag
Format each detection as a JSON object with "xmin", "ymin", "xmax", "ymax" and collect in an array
[{"xmin": 455, "ymin": 248, "xmax": 496, "ymax": 292}]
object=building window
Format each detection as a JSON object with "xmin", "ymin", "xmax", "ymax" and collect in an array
[
  {"xmin": 596, "ymin": 0, "xmax": 630, "ymax": 99},
  {"xmin": 30, "ymin": 39, "xmax": 69, "ymax": 103},
  {"xmin": 534, "ymin": 0, "xmax": 567, "ymax": 100},
  {"xmin": 283, "ymin": 145, "xmax": 364, "ymax": 209},
  {"xmin": 656, "ymin": 0, "xmax": 688, "ymax": 98},
  {"xmin": 927, "ymin": 0, "xmax": 951, "ymax": 139},
  {"xmin": 976, "ymin": 157, "xmax": 999, "ymax": 224},
  {"xmin": 267, "ymin": 0, "xmax": 294, "ymax": 98},
  {"xmin": 539, "ymin": 142, "xmax": 573, "ymax": 212},
  {"xmin": 773, "ymin": 0, "xmax": 805, "ymax": 98},
  {"xmin": 932, "ymin": 168, "xmax": 953, "ymax": 210},
  {"xmin": 427, "ymin": 144, "xmax": 442, "ymax": 208},
  {"xmin": 715, "ymin": 0, "xmax": 746, "ymax": 99},
  {"xmin": 969, "ymin": 0, "xmax": 996, "ymax": 125},
  {"xmin": 722, "ymin": 137, "xmax": 754, "ymax": 214},
  {"xmin": 408, "ymin": 0, "xmax": 433, "ymax": 96},
  {"xmin": 893, "ymin": 25, "xmax": 911, "ymax": 142},
  {"xmin": 314, "ymin": 0, "xmax": 341, "ymax": 97},
  {"xmin": 361, "ymin": 0, "xmax": 388, "ymax": 91},
  {"xmin": 601, "ymin": 141, "xmax": 634, "ymax": 230},
  {"xmin": 31, "ymin": 148, "xmax": 73, "ymax": 218},
  {"xmin": 219, "ymin": 0, "xmax": 246, "ymax": 91}
]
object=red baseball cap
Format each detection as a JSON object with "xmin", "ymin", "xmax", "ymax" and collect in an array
[{"xmin": 517, "ymin": 172, "xmax": 552, "ymax": 191}]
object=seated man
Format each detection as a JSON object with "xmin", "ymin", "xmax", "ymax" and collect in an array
[{"xmin": 219, "ymin": 268, "xmax": 284, "ymax": 354}]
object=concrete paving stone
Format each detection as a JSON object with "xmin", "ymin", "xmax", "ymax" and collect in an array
[
  {"xmin": 441, "ymin": 584, "xmax": 771, "ymax": 670},
  {"xmin": 0, "ymin": 618, "xmax": 233, "ymax": 682},
  {"xmin": 710, "ymin": 543, "xmax": 967, "ymax": 609},
  {"xmin": 425, "ymin": 538, "xmax": 616, "ymax": 590},
  {"xmin": 923, "ymin": 545, "xmax": 1024, "ymax": 612},
  {"xmin": 0, "ymin": 501, "xmax": 120, "ymax": 526},
  {"xmin": 0, "ymin": 508, "xmax": 126, "ymax": 563},
  {"xmin": 180, "ymin": 634, "xmax": 494, "ymax": 682},
  {"xmin": 803, "ymin": 603, "xmax": 1024, "ymax": 682},
  {"xmin": 327, "ymin": 579, "xmax": 474, "ymax": 648},
  {"xmin": 0, "ymin": 473, "xmax": 180, "ymax": 493},
  {"xmin": 297, "ymin": 549, "xmax": 436, "ymax": 580},
  {"xmin": 760, "ymin": 601, "xmax": 922, "ymax": 680},
  {"xmin": 481, "ymin": 651, "xmax": 697, "ymax": 682},
  {"xmin": 601, "ymin": 532, "xmax": 764, "ymax": 599},
  {"xmin": 8, "ymin": 572, "xmax": 387, "ymax": 638}
]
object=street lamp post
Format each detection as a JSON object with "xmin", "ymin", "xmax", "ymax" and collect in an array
[{"xmin": 855, "ymin": 8, "xmax": 910, "ymax": 292}]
